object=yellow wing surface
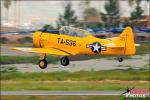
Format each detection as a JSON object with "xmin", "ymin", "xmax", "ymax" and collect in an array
[{"xmin": 11, "ymin": 47, "xmax": 74, "ymax": 56}]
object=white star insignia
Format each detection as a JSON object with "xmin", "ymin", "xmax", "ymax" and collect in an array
[{"xmin": 93, "ymin": 43, "xmax": 100, "ymax": 52}]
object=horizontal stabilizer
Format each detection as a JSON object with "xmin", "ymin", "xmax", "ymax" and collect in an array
[
  {"xmin": 105, "ymin": 43, "xmax": 124, "ymax": 48},
  {"xmin": 135, "ymin": 44, "xmax": 140, "ymax": 46}
]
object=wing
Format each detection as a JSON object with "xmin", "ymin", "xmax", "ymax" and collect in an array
[{"xmin": 11, "ymin": 47, "xmax": 74, "ymax": 56}]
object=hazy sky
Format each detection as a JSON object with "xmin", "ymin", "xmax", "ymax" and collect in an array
[{"xmin": 1, "ymin": 0, "xmax": 150, "ymax": 27}]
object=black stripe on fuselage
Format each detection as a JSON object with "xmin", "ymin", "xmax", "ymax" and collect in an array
[{"xmin": 39, "ymin": 32, "xmax": 44, "ymax": 48}]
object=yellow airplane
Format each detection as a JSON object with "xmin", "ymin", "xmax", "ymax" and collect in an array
[{"xmin": 12, "ymin": 26, "xmax": 136, "ymax": 69}]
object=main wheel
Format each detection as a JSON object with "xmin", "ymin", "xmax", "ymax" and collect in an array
[
  {"xmin": 38, "ymin": 59, "xmax": 48, "ymax": 69},
  {"xmin": 60, "ymin": 56, "xmax": 69, "ymax": 66},
  {"xmin": 118, "ymin": 57, "xmax": 123, "ymax": 62}
]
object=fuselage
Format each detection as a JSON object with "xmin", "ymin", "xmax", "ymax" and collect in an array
[{"xmin": 33, "ymin": 31, "xmax": 127, "ymax": 56}]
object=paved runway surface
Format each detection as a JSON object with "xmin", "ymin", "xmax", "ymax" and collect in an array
[
  {"xmin": 1, "ymin": 54, "xmax": 149, "ymax": 72},
  {"xmin": 1, "ymin": 91, "xmax": 124, "ymax": 95}
]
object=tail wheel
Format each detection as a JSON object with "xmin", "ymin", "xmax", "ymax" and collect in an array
[
  {"xmin": 38, "ymin": 59, "xmax": 48, "ymax": 69},
  {"xmin": 61, "ymin": 56, "xmax": 69, "ymax": 66},
  {"xmin": 118, "ymin": 57, "xmax": 123, "ymax": 62}
]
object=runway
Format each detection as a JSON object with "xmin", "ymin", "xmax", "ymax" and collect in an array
[{"xmin": 1, "ymin": 91, "xmax": 124, "ymax": 96}]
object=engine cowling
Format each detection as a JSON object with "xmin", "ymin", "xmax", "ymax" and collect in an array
[{"xmin": 33, "ymin": 31, "xmax": 42, "ymax": 48}]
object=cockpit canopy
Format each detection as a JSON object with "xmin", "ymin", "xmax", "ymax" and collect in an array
[{"xmin": 59, "ymin": 26, "xmax": 91, "ymax": 37}]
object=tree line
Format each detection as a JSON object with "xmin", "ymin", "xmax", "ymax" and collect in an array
[
  {"xmin": 3, "ymin": 0, "xmax": 145, "ymax": 29},
  {"xmin": 56, "ymin": 0, "xmax": 144, "ymax": 29}
]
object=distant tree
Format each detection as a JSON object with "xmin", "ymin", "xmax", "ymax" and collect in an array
[
  {"xmin": 130, "ymin": 0, "xmax": 144, "ymax": 27},
  {"xmin": 128, "ymin": 0, "xmax": 136, "ymax": 6},
  {"xmin": 100, "ymin": 0, "xmax": 120, "ymax": 28},
  {"xmin": 79, "ymin": 0, "xmax": 91, "ymax": 10},
  {"xmin": 57, "ymin": 2, "xmax": 78, "ymax": 28},
  {"xmin": 42, "ymin": 24, "xmax": 56, "ymax": 30},
  {"xmin": 128, "ymin": 0, "xmax": 146, "ymax": 6},
  {"xmin": 130, "ymin": 0, "xmax": 144, "ymax": 20},
  {"xmin": 14, "ymin": 0, "xmax": 17, "ymax": 26},
  {"xmin": 3, "ymin": 0, "xmax": 11, "ymax": 22},
  {"xmin": 79, "ymin": 0, "xmax": 99, "ymax": 18},
  {"xmin": 0, "ymin": 37, "xmax": 9, "ymax": 44},
  {"xmin": 83, "ymin": 7, "xmax": 99, "ymax": 18},
  {"xmin": 79, "ymin": 0, "xmax": 100, "ymax": 28},
  {"xmin": 17, "ymin": 37, "xmax": 32, "ymax": 44}
]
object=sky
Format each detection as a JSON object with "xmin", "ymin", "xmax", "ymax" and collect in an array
[{"xmin": 1, "ymin": 0, "xmax": 150, "ymax": 28}]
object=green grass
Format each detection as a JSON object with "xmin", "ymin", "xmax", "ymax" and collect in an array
[
  {"xmin": 0, "ymin": 96, "xmax": 132, "ymax": 100},
  {"xmin": 0, "ymin": 56, "xmax": 59, "ymax": 64},
  {"xmin": 136, "ymin": 42, "xmax": 149, "ymax": 54},
  {"xmin": 1, "ymin": 81, "xmax": 148, "ymax": 91},
  {"xmin": 1, "ymin": 66, "xmax": 18, "ymax": 72},
  {"xmin": 1, "ymin": 95, "xmax": 150, "ymax": 100},
  {"xmin": 1, "ymin": 69, "xmax": 149, "ymax": 81}
]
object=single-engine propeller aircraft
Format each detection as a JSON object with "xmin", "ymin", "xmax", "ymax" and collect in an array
[{"xmin": 12, "ymin": 26, "xmax": 137, "ymax": 69}]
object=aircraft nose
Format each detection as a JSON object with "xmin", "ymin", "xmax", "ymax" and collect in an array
[{"xmin": 33, "ymin": 31, "xmax": 41, "ymax": 47}]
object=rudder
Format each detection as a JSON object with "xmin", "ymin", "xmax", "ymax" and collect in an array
[{"xmin": 119, "ymin": 27, "xmax": 136, "ymax": 55}]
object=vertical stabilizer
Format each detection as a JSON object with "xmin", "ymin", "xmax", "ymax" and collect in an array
[{"xmin": 119, "ymin": 27, "xmax": 136, "ymax": 55}]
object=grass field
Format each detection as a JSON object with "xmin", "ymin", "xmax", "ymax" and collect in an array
[
  {"xmin": 1, "ymin": 69, "xmax": 149, "ymax": 81},
  {"xmin": 0, "ymin": 56, "xmax": 59, "ymax": 64},
  {"xmin": 1, "ymin": 69, "xmax": 149, "ymax": 91},
  {"xmin": 1, "ymin": 81, "xmax": 148, "ymax": 91},
  {"xmin": 1, "ymin": 96, "xmax": 150, "ymax": 100},
  {"xmin": 135, "ymin": 42, "xmax": 149, "ymax": 54}
]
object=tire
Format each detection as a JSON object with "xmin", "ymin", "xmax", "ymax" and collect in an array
[
  {"xmin": 61, "ymin": 56, "xmax": 69, "ymax": 66},
  {"xmin": 118, "ymin": 57, "xmax": 123, "ymax": 62},
  {"xmin": 38, "ymin": 59, "xmax": 48, "ymax": 69}
]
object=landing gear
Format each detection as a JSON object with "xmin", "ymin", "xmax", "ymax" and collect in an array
[
  {"xmin": 118, "ymin": 57, "xmax": 123, "ymax": 62},
  {"xmin": 38, "ymin": 59, "xmax": 48, "ymax": 69},
  {"xmin": 60, "ymin": 56, "xmax": 69, "ymax": 66},
  {"xmin": 38, "ymin": 54, "xmax": 70, "ymax": 68},
  {"xmin": 38, "ymin": 54, "xmax": 48, "ymax": 69}
]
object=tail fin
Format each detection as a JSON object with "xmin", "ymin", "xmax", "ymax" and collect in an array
[{"xmin": 119, "ymin": 27, "xmax": 136, "ymax": 55}]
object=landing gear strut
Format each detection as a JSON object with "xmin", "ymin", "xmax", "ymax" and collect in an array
[
  {"xmin": 60, "ymin": 56, "xmax": 69, "ymax": 66},
  {"xmin": 38, "ymin": 54, "xmax": 48, "ymax": 69},
  {"xmin": 118, "ymin": 57, "xmax": 123, "ymax": 62},
  {"xmin": 38, "ymin": 55, "xmax": 70, "ymax": 68}
]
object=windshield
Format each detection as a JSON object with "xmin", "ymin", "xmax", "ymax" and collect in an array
[{"xmin": 59, "ymin": 26, "xmax": 91, "ymax": 37}]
